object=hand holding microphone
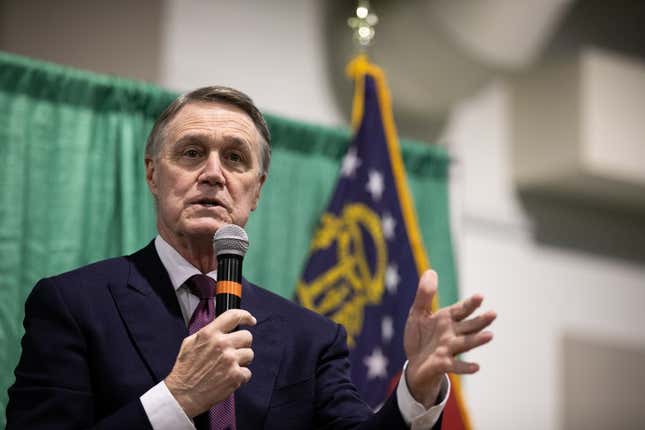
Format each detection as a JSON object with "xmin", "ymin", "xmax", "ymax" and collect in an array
[{"xmin": 165, "ymin": 224, "xmax": 255, "ymax": 418}]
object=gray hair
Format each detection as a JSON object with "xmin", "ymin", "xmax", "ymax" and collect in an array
[{"xmin": 145, "ymin": 86, "xmax": 271, "ymax": 176}]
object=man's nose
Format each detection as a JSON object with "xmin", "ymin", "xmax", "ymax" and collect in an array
[{"xmin": 198, "ymin": 152, "xmax": 226, "ymax": 186}]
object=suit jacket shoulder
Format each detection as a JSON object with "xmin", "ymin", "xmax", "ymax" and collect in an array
[{"xmin": 6, "ymin": 241, "xmax": 182, "ymax": 429}]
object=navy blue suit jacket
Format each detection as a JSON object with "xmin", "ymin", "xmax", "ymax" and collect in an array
[{"xmin": 7, "ymin": 241, "xmax": 428, "ymax": 429}]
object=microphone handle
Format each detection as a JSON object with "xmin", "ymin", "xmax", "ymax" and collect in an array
[{"xmin": 216, "ymin": 254, "xmax": 243, "ymax": 315}]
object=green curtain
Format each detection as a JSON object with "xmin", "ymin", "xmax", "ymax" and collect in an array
[{"xmin": 0, "ymin": 51, "xmax": 457, "ymax": 425}]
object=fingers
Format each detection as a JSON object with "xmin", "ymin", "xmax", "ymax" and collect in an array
[
  {"xmin": 220, "ymin": 348, "xmax": 254, "ymax": 386},
  {"xmin": 187, "ymin": 318, "xmax": 254, "ymax": 368},
  {"xmin": 225, "ymin": 329, "xmax": 253, "ymax": 348},
  {"xmin": 237, "ymin": 366, "xmax": 252, "ymax": 384},
  {"xmin": 188, "ymin": 312, "xmax": 254, "ymax": 353},
  {"xmin": 449, "ymin": 331, "xmax": 494, "ymax": 355},
  {"xmin": 455, "ymin": 310, "xmax": 497, "ymax": 335},
  {"xmin": 451, "ymin": 359, "xmax": 480, "ymax": 375},
  {"xmin": 236, "ymin": 347, "xmax": 254, "ymax": 367},
  {"xmin": 404, "ymin": 285, "xmax": 496, "ymax": 394},
  {"xmin": 209, "ymin": 309, "xmax": 256, "ymax": 334},
  {"xmin": 449, "ymin": 294, "xmax": 484, "ymax": 322},
  {"xmin": 410, "ymin": 270, "xmax": 438, "ymax": 315},
  {"xmin": 193, "ymin": 327, "xmax": 253, "ymax": 364}
]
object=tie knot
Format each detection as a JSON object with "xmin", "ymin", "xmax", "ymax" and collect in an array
[{"xmin": 187, "ymin": 274, "xmax": 216, "ymax": 299}]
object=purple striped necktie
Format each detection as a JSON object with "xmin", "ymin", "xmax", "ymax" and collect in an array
[{"xmin": 187, "ymin": 274, "xmax": 236, "ymax": 430}]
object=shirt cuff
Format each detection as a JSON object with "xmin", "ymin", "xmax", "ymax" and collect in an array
[
  {"xmin": 396, "ymin": 362, "xmax": 451, "ymax": 430},
  {"xmin": 140, "ymin": 381, "xmax": 195, "ymax": 430}
]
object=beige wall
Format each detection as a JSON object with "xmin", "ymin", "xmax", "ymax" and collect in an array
[{"xmin": 0, "ymin": 0, "xmax": 162, "ymax": 83}]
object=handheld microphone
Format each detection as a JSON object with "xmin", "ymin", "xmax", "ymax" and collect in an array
[{"xmin": 212, "ymin": 224, "xmax": 249, "ymax": 316}]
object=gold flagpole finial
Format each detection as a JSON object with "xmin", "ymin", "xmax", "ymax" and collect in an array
[{"xmin": 347, "ymin": 0, "xmax": 378, "ymax": 49}]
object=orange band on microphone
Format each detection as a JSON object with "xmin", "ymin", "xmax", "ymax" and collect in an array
[{"xmin": 216, "ymin": 280, "xmax": 242, "ymax": 297}]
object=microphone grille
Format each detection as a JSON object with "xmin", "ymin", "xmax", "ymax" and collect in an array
[{"xmin": 212, "ymin": 224, "xmax": 249, "ymax": 257}]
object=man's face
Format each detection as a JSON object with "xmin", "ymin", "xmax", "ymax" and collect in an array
[{"xmin": 145, "ymin": 101, "xmax": 266, "ymax": 244}]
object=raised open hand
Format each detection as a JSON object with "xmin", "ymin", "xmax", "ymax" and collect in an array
[{"xmin": 403, "ymin": 270, "xmax": 496, "ymax": 408}]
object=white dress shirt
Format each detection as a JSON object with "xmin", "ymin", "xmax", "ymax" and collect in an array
[{"xmin": 140, "ymin": 235, "xmax": 450, "ymax": 429}]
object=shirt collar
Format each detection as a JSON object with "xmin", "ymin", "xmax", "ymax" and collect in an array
[{"xmin": 154, "ymin": 235, "xmax": 217, "ymax": 291}]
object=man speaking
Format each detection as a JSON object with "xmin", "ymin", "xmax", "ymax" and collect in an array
[{"xmin": 6, "ymin": 86, "xmax": 496, "ymax": 429}]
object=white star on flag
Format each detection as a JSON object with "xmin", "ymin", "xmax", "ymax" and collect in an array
[
  {"xmin": 363, "ymin": 348, "xmax": 388, "ymax": 380},
  {"xmin": 385, "ymin": 263, "xmax": 400, "ymax": 294},
  {"xmin": 381, "ymin": 212, "xmax": 396, "ymax": 240},
  {"xmin": 366, "ymin": 170, "xmax": 384, "ymax": 201},
  {"xmin": 341, "ymin": 148, "xmax": 361, "ymax": 177},
  {"xmin": 381, "ymin": 316, "xmax": 394, "ymax": 343}
]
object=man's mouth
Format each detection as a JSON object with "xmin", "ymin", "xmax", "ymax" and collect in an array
[{"xmin": 192, "ymin": 198, "xmax": 224, "ymax": 208}]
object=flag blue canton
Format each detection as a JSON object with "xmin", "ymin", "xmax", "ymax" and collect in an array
[{"xmin": 297, "ymin": 74, "xmax": 421, "ymax": 409}]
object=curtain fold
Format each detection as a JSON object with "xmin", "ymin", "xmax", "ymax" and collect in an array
[{"xmin": 0, "ymin": 51, "xmax": 457, "ymax": 424}]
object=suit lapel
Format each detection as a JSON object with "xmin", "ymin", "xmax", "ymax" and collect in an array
[
  {"xmin": 109, "ymin": 245, "xmax": 283, "ymax": 427},
  {"xmin": 109, "ymin": 242, "xmax": 187, "ymax": 382},
  {"xmin": 236, "ymin": 279, "xmax": 284, "ymax": 429}
]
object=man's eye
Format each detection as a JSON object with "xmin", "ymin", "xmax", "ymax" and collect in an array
[
  {"xmin": 226, "ymin": 152, "xmax": 243, "ymax": 163},
  {"xmin": 183, "ymin": 149, "xmax": 201, "ymax": 158}
]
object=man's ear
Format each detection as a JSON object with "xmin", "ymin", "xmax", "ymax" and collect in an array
[
  {"xmin": 145, "ymin": 157, "xmax": 158, "ymax": 196},
  {"xmin": 251, "ymin": 173, "xmax": 267, "ymax": 211}
]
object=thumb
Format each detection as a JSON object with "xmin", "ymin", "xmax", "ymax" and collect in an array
[
  {"xmin": 209, "ymin": 309, "xmax": 257, "ymax": 334},
  {"xmin": 410, "ymin": 270, "xmax": 438, "ymax": 315}
]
